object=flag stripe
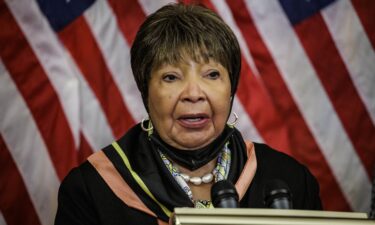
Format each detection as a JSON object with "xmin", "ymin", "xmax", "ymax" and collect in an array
[
  {"xmin": 84, "ymin": 0, "xmax": 146, "ymax": 123},
  {"xmin": 138, "ymin": 0, "xmax": 176, "ymax": 15},
  {"xmin": 5, "ymin": 0, "xmax": 81, "ymax": 148},
  {"xmin": 0, "ymin": 135, "xmax": 41, "ymax": 225},
  {"xmin": 58, "ymin": 16, "xmax": 135, "ymax": 139},
  {"xmin": 0, "ymin": 1, "xmax": 77, "ymax": 180},
  {"xmin": 322, "ymin": 0, "xmax": 375, "ymax": 126},
  {"xmin": 351, "ymin": 0, "xmax": 375, "ymax": 49},
  {"xmin": 63, "ymin": 52, "xmax": 115, "ymax": 151},
  {"xmin": 0, "ymin": 60, "xmax": 59, "ymax": 225},
  {"xmin": 294, "ymin": 11, "xmax": 375, "ymax": 177},
  {"xmin": 228, "ymin": 0, "xmax": 350, "ymax": 210},
  {"xmin": 77, "ymin": 132, "xmax": 95, "ymax": 162},
  {"xmin": 245, "ymin": 0, "xmax": 371, "ymax": 211},
  {"xmin": 237, "ymin": 59, "xmax": 293, "ymax": 153},
  {"xmin": 107, "ymin": 0, "xmax": 146, "ymax": 44},
  {"xmin": 11, "ymin": 0, "xmax": 114, "ymax": 153},
  {"xmin": 210, "ymin": 0, "xmax": 260, "ymax": 77},
  {"xmin": 232, "ymin": 97, "xmax": 263, "ymax": 142}
]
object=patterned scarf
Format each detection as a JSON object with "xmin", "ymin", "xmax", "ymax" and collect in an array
[{"xmin": 159, "ymin": 142, "xmax": 231, "ymax": 208}]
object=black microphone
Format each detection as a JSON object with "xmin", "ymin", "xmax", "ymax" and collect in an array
[
  {"xmin": 211, "ymin": 180, "xmax": 239, "ymax": 208},
  {"xmin": 263, "ymin": 179, "xmax": 293, "ymax": 209}
]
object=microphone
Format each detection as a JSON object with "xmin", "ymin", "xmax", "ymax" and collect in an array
[
  {"xmin": 263, "ymin": 179, "xmax": 293, "ymax": 209},
  {"xmin": 211, "ymin": 180, "xmax": 239, "ymax": 208}
]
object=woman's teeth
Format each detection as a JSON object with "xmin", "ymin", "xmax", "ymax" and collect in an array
[{"xmin": 184, "ymin": 117, "xmax": 202, "ymax": 122}]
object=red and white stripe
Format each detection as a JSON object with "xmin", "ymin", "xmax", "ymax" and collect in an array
[
  {"xmin": 0, "ymin": 60, "xmax": 59, "ymax": 225},
  {"xmin": 5, "ymin": 0, "xmax": 80, "ymax": 149},
  {"xmin": 244, "ymin": 0, "xmax": 371, "ymax": 211},
  {"xmin": 84, "ymin": 0, "xmax": 146, "ymax": 123},
  {"xmin": 0, "ymin": 0, "xmax": 374, "ymax": 224},
  {"xmin": 323, "ymin": 0, "xmax": 375, "ymax": 125}
]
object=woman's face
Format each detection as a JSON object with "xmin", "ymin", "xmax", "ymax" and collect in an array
[{"xmin": 148, "ymin": 57, "xmax": 231, "ymax": 150}]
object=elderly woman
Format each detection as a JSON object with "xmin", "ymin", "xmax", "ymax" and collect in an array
[{"xmin": 55, "ymin": 3, "xmax": 321, "ymax": 225}]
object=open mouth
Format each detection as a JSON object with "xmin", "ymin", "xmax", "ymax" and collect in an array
[
  {"xmin": 181, "ymin": 117, "xmax": 205, "ymax": 122},
  {"xmin": 178, "ymin": 114, "xmax": 209, "ymax": 128}
]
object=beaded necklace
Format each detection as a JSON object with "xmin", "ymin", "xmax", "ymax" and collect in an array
[{"xmin": 159, "ymin": 142, "xmax": 231, "ymax": 208}]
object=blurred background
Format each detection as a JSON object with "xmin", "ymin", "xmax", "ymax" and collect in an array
[{"xmin": 0, "ymin": 0, "xmax": 374, "ymax": 224}]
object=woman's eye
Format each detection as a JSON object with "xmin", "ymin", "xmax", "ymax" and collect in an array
[
  {"xmin": 162, "ymin": 74, "xmax": 178, "ymax": 82},
  {"xmin": 206, "ymin": 71, "xmax": 220, "ymax": 79}
]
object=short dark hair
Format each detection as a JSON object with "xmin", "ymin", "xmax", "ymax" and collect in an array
[{"xmin": 131, "ymin": 3, "xmax": 241, "ymax": 110}]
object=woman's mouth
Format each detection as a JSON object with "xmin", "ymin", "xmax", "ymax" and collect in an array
[{"xmin": 177, "ymin": 114, "xmax": 209, "ymax": 129}]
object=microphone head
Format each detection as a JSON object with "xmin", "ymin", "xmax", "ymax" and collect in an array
[
  {"xmin": 211, "ymin": 180, "xmax": 239, "ymax": 208},
  {"xmin": 263, "ymin": 179, "xmax": 293, "ymax": 209}
]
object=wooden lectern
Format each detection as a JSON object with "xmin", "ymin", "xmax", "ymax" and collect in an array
[{"xmin": 172, "ymin": 208, "xmax": 374, "ymax": 225}]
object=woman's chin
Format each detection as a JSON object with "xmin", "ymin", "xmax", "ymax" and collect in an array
[
  {"xmin": 173, "ymin": 133, "xmax": 216, "ymax": 150},
  {"xmin": 160, "ymin": 121, "xmax": 224, "ymax": 150}
]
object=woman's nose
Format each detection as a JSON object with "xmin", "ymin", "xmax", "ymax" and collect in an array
[{"xmin": 180, "ymin": 78, "xmax": 206, "ymax": 103}]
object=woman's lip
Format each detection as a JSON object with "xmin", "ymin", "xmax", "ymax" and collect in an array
[{"xmin": 177, "ymin": 114, "xmax": 210, "ymax": 129}]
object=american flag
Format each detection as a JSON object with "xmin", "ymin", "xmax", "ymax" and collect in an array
[{"xmin": 0, "ymin": 0, "xmax": 374, "ymax": 224}]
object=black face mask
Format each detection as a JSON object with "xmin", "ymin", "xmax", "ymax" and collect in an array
[{"xmin": 149, "ymin": 126, "xmax": 235, "ymax": 171}]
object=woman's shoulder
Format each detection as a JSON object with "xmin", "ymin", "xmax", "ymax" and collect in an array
[
  {"xmin": 59, "ymin": 161, "xmax": 98, "ymax": 195},
  {"xmin": 251, "ymin": 142, "xmax": 315, "ymax": 184},
  {"xmin": 252, "ymin": 142, "xmax": 305, "ymax": 170},
  {"xmin": 55, "ymin": 162, "xmax": 101, "ymax": 224}
]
